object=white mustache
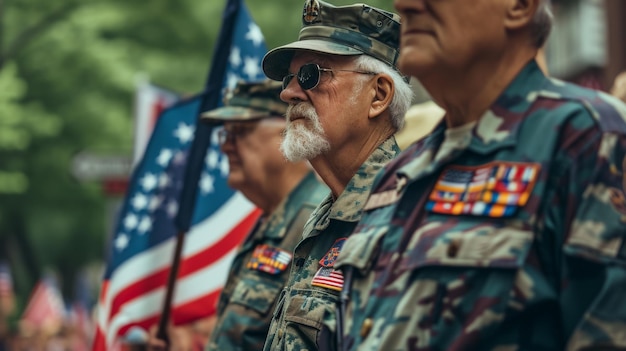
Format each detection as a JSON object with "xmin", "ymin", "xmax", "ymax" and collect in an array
[{"xmin": 286, "ymin": 103, "xmax": 318, "ymax": 122}]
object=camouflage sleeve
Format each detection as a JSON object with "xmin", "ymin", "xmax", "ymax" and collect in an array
[{"xmin": 557, "ymin": 111, "xmax": 626, "ymax": 349}]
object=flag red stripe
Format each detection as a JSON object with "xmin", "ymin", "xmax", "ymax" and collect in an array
[
  {"xmin": 106, "ymin": 208, "xmax": 261, "ymax": 326},
  {"xmin": 110, "ymin": 288, "xmax": 222, "ymax": 344},
  {"xmin": 178, "ymin": 208, "xmax": 261, "ymax": 276}
]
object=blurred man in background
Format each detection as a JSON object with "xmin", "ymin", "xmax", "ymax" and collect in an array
[
  {"xmin": 148, "ymin": 80, "xmax": 328, "ymax": 351},
  {"xmin": 395, "ymin": 100, "xmax": 444, "ymax": 150},
  {"xmin": 336, "ymin": 0, "xmax": 626, "ymax": 350},
  {"xmin": 611, "ymin": 71, "xmax": 626, "ymax": 102},
  {"xmin": 260, "ymin": 1, "xmax": 412, "ymax": 350}
]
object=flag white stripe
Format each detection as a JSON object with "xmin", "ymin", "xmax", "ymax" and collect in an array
[
  {"xmin": 105, "ymin": 247, "xmax": 238, "ymax": 346},
  {"xmin": 102, "ymin": 193, "xmax": 252, "ymax": 322},
  {"xmin": 99, "ymin": 192, "xmax": 254, "ymax": 343}
]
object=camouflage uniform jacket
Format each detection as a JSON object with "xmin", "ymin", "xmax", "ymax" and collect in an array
[
  {"xmin": 206, "ymin": 172, "xmax": 328, "ymax": 351},
  {"xmin": 263, "ymin": 137, "xmax": 400, "ymax": 351},
  {"xmin": 335, "ymin": 61, "xmax": 626, "ymax": 351}
]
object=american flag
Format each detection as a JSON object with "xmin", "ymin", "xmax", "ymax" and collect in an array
[
  {"xmin": 133, "ymin": 79, "xmax": 179, "ymax": 165},
  {"xmin": 92, "ymin": 1, "xmax": 267, "ymax": 349},
  {"xmin": 311, "ymin": 267, "xmax": 345, "ymax": 292},
  {"xmin": 21, "ymin": 276, "xmax": 67, "ymax": 334},
  {"xmin": 0, "ymin": 262, "xmax": 15, "ymax": 316}
]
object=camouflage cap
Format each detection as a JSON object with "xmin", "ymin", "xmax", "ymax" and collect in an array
[
  {"xmin": 262, "ymin": 0, "xmax": 401, "ymax": 81},
  {"xmin": 201, "ymin": 80, "xmax": 287, "ymax": 122}
]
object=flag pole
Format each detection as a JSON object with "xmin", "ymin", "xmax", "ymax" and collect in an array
[{"xmin": 156, "ymin": 0, "xmax": 242, "ymax": 344}]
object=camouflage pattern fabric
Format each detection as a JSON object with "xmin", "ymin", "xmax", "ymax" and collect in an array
[
  {"xmin": 201, "ymin": 80, "xmax": 286, "ymax": 122},
  {"xmin": 206, "ymin": 172, "xmax": 328, "ymax": 351},
  {"xmin": 335, "ymin": 60, "xmax": 626, "ymax": 351},
  {"xmin": 263, "ymin": 137, "xmax": 400, "ymax": 351},
  {"xmin": 262, "ymin": 0, "xmax": 401, "ymax": 82}
]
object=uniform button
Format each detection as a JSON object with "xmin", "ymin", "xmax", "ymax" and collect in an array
[
  {"xmin": 277, "ymin": 329, "xmax": 283, "ymax": 339},
  {"xmin": 360, "ymin": 318, "xmax": 373, "ymax": 338},
  {"xmin": 447, "ymin": 239, "xmax": 461, "ymax": 258}
]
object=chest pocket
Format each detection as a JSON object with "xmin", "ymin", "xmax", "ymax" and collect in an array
[
  {"xmin": 402, "ymin": 221, "xmax": 534, "ymax": 270},
  {"xmin": 397, "ymin": 221, "xmax": 535, "ymax": 329},
  {"xmin": 283, "ymin": 289, "xmax": 338, "ymax": 350},
  {"xmin": 230, "ymin": 275, "xmax": 284, "ymax": 316}
]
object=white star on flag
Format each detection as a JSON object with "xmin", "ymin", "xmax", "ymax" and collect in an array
[
  {"xmin": 245, "ymin": 23, "xmax": 264, "ymax": 46},
  {"xmin": 157, "ymin": 149, "xmax": 174, "ymax": 167},
  {"xmin": 173, "ymin": 150, "xmax": 187, "ymax": 165},
  {"xmin": 200, "ymin": 173, "xmax": 215, "ymax": 194},
  {"xmin": 140, "ymin": 173, "xmax": 158, "ymax": 192},
  {"xmin": 114, "ymin": 234, "xmax": 129, "ymax": 251},
  {"xmin": 206, "ymin": 149, "xmax": 219, "ymax": 169},
  {"xmin": 226, "ymin": 72, "xmax": 240, "ymax": 91},
  {"xmin": 166, "ymin": 200, "xmax": 178, "ymax": 218},
  {"xmin": 148, "ymin": 195, "xmax": 162, "ymax": 211},
  {"xmin": 123, "ymin": 214, "xmax": 139, "ymax": 230},
  {"xmin": 173, "ymin": 123, "xmax": 195, "ymax": 144},
  {"xmin": 220, "ymin": 156, "xmax": 229, "ymax": 177},
  {"xmin": 159, "ymin": 173, "xmax": 170, "ymax": 189},
  {"xmin": 243, "ymin": 56, "xmax": 262, "ymax": 80},
  {"xmin": 229, "ymin": 47, "xmax": 242, "ymax": 67},
  {"xmin": 137, "ymin": 216, "xmax": 152, "ymax": 234},
  {"xmin": 131, "ymin": 193, "xmax": 149, "ymax": 211}
]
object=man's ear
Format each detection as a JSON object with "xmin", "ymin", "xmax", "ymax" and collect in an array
[
  {"xmin": 504, "ymin": 0, "xmax": 538, "ymax": 30},
  {"xmin": 370, "ymin": 74, "xmax": 394, "ymax": 119}
]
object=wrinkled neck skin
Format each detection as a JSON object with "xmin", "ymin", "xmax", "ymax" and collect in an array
[
  {"xmin": 311, "ymin": 116, "xmax": 395, "ymax": 199},
  {"xmin": 422, "ymin": 44, "xmax": 538, "ymax": 128}
]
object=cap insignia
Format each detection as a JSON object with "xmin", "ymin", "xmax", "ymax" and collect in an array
[{"xmin": 303, "ymin": 0, "xmax": 320, "ymax": 24}]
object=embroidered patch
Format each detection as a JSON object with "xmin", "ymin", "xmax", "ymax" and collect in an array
[
  {"xmin": 426, "ymin": 162, "xmax": 540, "ymax": 217},
  {"xmin": 319, "ymin": 238, "xmax": 346, "ymax": 267},
  {"xmin": 311, "ymin": 266, "xmax": 344, "ymax": 291},
  {"xmin": 312, "ymin": 238, "xmax": 346, "ymax": 291},
  {"xmin": 246, "ymin": 244, "xmax": 292, "ymax": 275}
]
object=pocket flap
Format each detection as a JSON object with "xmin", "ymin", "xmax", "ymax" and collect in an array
[
  {"xmin": 284, "ymin": 289, "xmax": 337, "ymax": 330},
  {"xmin": 402, "ymin": 223, "xmax": 534, "ymax": 270},
  {"xmin": 334, "ymin": 226, "xmax": 388, "ymax": 273},
  {"xmin": 230, "ymin": 276, "xmax": 284, "ymax": 315}
]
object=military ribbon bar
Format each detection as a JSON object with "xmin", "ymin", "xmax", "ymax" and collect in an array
[
  {"xmin": 426, "ymin": 162, "xmax": 540, "ymax": 217},
  {"xmin": 246, "ymin": 244, "xmax": 292, "ymax": 275}
]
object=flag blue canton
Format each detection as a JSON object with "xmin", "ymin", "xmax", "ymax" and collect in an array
[
  {"xmin": 105, "ymin": 4, "xmax": 267, "ymax": 278},
  {"xmin": 223, "ymin": 4, "xmax": 267, "ymax": 91},
  {"xmin": 104, "ymin": 97, "xmax": 227, "ymax": 276}
]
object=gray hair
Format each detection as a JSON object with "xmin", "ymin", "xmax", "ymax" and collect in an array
[
  {"xmin": 353, "ymin": 55, "xmax": 413, "ymax": 130},
  {"xmin": 531, "ymin": 0, "xmax": 553, "ymax": 48}
]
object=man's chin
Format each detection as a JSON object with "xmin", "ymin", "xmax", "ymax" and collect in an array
[{"xmin": 226, "ymin": 174, "xmax": 245, "ymax": 190}]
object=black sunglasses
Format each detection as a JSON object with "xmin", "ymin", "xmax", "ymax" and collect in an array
[{"xmin": 282, "ymin": 63, "xmax": 377, "ymax": 91}]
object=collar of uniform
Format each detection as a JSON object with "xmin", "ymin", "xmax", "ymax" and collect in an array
[
  {"xmin": 396, "ymin": 60, "xmax": 548, "ymax": 182},
  {"xmin": 471, "ymin": 59, "xmax": 547, "ymax": 154},
  {"xmin": 308, "ymin": 137, "xmax": 400, "ymax": 231},
  {"xmin": 257, "ymin": 172, "xmax": 324, "ymax": 240}
]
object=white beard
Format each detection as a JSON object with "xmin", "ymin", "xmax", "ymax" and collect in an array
[{"xmin": 280, "ymin": 103, "xmax": 331, "ymax": 162}]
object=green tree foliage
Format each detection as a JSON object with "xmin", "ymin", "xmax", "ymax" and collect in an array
[{"xmin": 0, "ymin": 0, "xmax": 394, "ymax": 305}]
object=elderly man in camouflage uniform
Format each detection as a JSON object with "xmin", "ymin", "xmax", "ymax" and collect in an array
[
  {"xmin": 335, "ymin": 0, "xmax": 626, "ymax": 350},
  {"xmin": 148, "ymin": 80, "xmax": 328, "ymax": 351},
  {"xmin": 260, "ymin": 1, "xmax": 413, "ymax": 350},
  {"xmin": 202, "ymin": 80, "xmax": 328, "ymax": 351}
]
